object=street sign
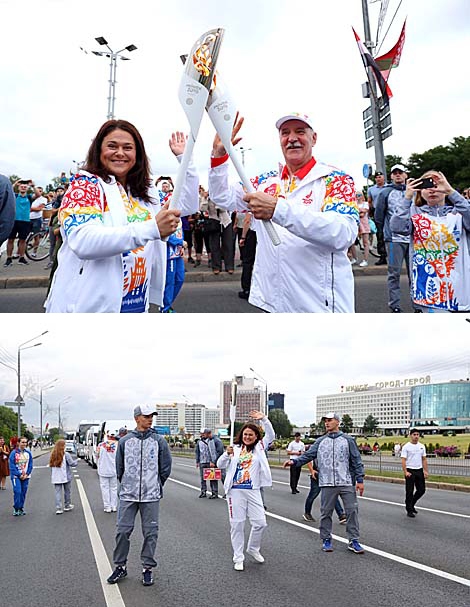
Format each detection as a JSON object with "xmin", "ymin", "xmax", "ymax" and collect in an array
[
  {"xmin": 5, "ymin": 401, "xmax": 24, "ymax": 407},
  {"xmin": 363, "ymin": 100, "xmax": 392, "ymax": 147}
]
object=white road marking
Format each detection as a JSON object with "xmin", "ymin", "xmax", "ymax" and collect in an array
[
  {"xmin": 168, "ymin": 476, "xmax": 470, "ymax": 588},
  {"xmin": 271, "ymin": 480, "xmax": 470, "ymax": 519},
  {"xmin": 75, "ymin": 478, "xmax": 126, "ymax": 607}
]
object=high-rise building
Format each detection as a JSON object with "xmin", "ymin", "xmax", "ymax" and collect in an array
[
  {"xmin": 221, "ymin": 376, "xmax": 265, "ymax": 424},
  {"xmin": 268, "ymin": 392, "xmax": 285, "ymax": 411}
]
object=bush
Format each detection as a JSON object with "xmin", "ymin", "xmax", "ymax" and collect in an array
[{"xmin": 434, "ymin": 445, "xmax": 461, "ymax": 457}]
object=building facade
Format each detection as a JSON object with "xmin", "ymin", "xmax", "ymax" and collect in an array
[
  {"xmin": 154, "ymin": 402, "xmax": 222, "ymax": 437},
  {"xmin": 316, "ymin": 377, "xmax": 470, "ymax": 434},
  {"xmin": 268, "ymin": 392, "xmax": 285, "ymax": 411},
  {"xmin": 221, "ymin": 376, "xmax": 265, "ymax": 424},
  {"xmin": 410, "ymin": 381, "xmax": 470, "ymax": 431}
]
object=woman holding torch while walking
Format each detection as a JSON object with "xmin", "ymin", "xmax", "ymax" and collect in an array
[{"xmin": 217, "ymin": 410, "xmax": 274, "ymax": 571}]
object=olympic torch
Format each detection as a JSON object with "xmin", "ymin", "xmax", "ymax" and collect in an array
[{"xmin": 170, "ymin": 28, "xmax": 224, "ymax": 210}]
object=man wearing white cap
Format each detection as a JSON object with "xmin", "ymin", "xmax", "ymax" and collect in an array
[
  {"xmin": 107, "ymin": 404, "xmax": 172, "ymax": 588},
  {"xmin": 209, "ymin": 113, "xmax": 359, "ymax": 312},
  {"xmin": 375, "ymin": 164, "xmax": 415, "ymax": 312}
]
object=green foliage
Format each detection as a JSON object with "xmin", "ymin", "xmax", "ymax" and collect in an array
[
  {"xmin": 0, "ymin": 405, "xmax": 30, "ymax": 441},
  {"xmin": 268, "ymin": 409, "xmax": 293, "ymax": 439},
  {"xmin": 340, "ymin": 414, "xmax": 353, "ymax": 434},
  {"xmin": 47, "ymin": 427, "xmax": 61, "ymax": 442},
  {"xmin": 363, "ymin": 414, "xmax": 379, "ymax": 434}
]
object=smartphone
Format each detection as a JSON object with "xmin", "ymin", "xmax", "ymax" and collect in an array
[{"xmin": 415, "ymin": 177, "xmax": 435, "ymax": 190}]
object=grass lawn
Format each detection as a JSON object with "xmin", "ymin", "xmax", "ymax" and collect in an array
[{"xmin": 359, "ymin": 433, "xmax": 470, "ymax": 453}]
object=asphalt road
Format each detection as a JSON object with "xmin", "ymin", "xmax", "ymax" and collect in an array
[
  {"xmin": 0, "ymin": 275, "xmax": 414, "ymax": 313},
  {"xmin": 1, "ymin": 454, "xmax": 468, "ymax": 607}
]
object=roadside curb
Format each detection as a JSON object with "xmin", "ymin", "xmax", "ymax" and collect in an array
[{"xmin": 0, "ymin": 264, "xmax": 391, "ymax": 290}]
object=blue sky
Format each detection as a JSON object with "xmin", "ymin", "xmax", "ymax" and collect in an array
[{"xmin": 0, "ymin": 0, "xmax": 469, "ymax": 190}]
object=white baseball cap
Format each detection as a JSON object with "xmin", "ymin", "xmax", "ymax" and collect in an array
[
  {"xmin": 275, "ymin": 113, "xmax": 315, "ymax": 131},
  {"xmin": 390, "ymin": 164, "xmax": 408, "ymax": 173},
  {"xmin": 133, "ymin": 404, "xmax": 157, "ymax": 417}
]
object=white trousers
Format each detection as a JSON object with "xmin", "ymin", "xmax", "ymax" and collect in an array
[
  {"xmin": 99, "ymin": 475, "xmax": 118, "ymax": 510},
  {"xmin": 227, "ymin": 488, "xmax": 267, "ymax": 562}
]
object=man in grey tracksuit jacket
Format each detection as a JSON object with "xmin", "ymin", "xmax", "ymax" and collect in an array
[
  {"xmin": 288, "ymin": 413, "xmax": 364, "ymax": 550},
  {"xmin": 112, "ymin": 418, "xmax": 172, "ymax": 576}
]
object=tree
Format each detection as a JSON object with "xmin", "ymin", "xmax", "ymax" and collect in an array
[
  {"xmin": 226, "ymin": 421, "xmax": 244, "ymax": 440},
  {"xmin": 363, "ymin": 414, "xmax": 379, "ymax": 435},
  {"xmin": 340, "ymin": 414, "xmax": 353, "ymax": 434},
  {"xmin": 47, "ymin": 427, "xmax": 61, "ymax": 443},
  {"xmin": 0, "ymin": 405, "xmax": 19, "ymax": 442},
  {"xmin": 268, "ymin": 409, "xmax": 293, "ymax": 439}
]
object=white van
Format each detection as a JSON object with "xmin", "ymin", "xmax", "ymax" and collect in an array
[
  {"xmin": 97, "ymin": 419, "xmax": 135, "ymax": 445},
  {"xmin": 84, "ymin": 425, "xmax": 101, "ymax": 468}
]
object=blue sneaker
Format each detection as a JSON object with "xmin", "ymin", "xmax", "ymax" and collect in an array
[
  {"xmin": 348, "ymin": 539, "xmax": 365, "ymax": 554},
  {"xmin": 142, "ymin": 568, "xmax": 154, "ymax": 586},
  {"xmin": 322, "ymin": 538, "xmax": 333, "ymax": 552}
]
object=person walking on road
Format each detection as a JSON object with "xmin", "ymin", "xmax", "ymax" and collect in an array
[
  {"xmin": 0, "ymin": 435, "xmax": 11, "ymax": 490},
  {"xmin": 107, "ymin": 405, "xmax": 172, "ymax": 587},
  {"xmin": 49, "ymin": 438, "xmax": 77, "ymax": 514},
  {"xmin": 284, "ymin": 412, "xmax": 365, "ymax": 554},
  {"xmin": 286, "ymin": 432, "xmax": 305, "ymax": 494},
  {"xmin": 195, "ymin": 428, "xmax": 224, "ymax": 499},
  {"xmin": 9, "ymin": 436, "xmax": 33, "ymax": 516},
  {"xmin": 302, "ymin": 460, "xmax": 347, "ymax": 524},
  {"xmin": 96, "ymin": 431, "xmax": 119, "ymax": 513},
  {"xmin": 401, "ymin": 429, "xmax": 428, "ymax": 518},
  {"xmin": 217, "ymin": 410, "xmax": 275, "ymax": 571}
]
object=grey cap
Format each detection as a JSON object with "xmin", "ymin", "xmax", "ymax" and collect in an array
[
  {"xmin": 322, "ymin": 412, "xmax": 340, "ymax": 421},
  {"xmin": 133, "ymin": 404, "xmax": 157, "ymax": 417}
]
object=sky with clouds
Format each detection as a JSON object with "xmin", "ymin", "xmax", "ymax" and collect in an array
[
  {"xmin": 0, "ymin": 0, "xmax": 469, "ymax": 191},
  {"xmin": 0, "ymin": 315, "xmax": 468, "ymax": 431}
]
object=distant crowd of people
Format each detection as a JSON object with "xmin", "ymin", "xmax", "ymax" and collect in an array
[{"xmin": 1, "ymin": 114, "xmax": 469, "ymax": 312}]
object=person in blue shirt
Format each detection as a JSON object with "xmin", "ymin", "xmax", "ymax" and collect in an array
[
  {"xmin": 9, "ymin": 436, "xmax": 33, "ymax": 516},
  {"xmin": 4, "ymin": 180, "xmax": 35, "ymax": 267},
  {"xmin": 0, "ymin": 175, "xmax": 15, "ymax": 247}
]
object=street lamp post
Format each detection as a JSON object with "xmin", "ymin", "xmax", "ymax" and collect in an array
[
  {"xmin": 239, "ymin": 146, "xmax": 252, "ymax": 168},
  {"xmin": 88, "ymin": 36, "xmax": 137, "ymax": 120},
  {"xmin": 249, "ymin": 367, "xmax": 268, "ymax": 417},
  {"xmin": 39, "ymin": 379, "xmax": 58, "ymax": 445},
  {"xmin": 16, "ymin": 331, "xmax": 49, "ymax": 438}
]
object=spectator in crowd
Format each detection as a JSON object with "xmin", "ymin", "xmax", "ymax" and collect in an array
[
  {"xmin": 238, "ymin": 211, "xmax": 257, "ymax": 300},
  {"xmin": 0, "ymin": 175, "xmax": 15, "ymax": 247},
  {"xmin": 96, "ymin": 431, "xmax": 119, "ymax": 513},
  {"xmin": 3, "ymin": 179, "xmax": 35, "ymax": 267},
  {"xmin": 401, "ymin": 429, "xmax": 428, "ymax": 518},
  {"xmin": 209, "ymin": 113, "xmax": 359, "ymax": 312},
  {"xmin": 45, "ymin": 186, "xmax": 65, "ymax": 270},
  {"xmin": 195, "ymin": 428, "xmax": 224, "ymax": 499},
  {"xmin": 29, "ymin": 186, "xmax": 47, "ymax": 257},
  {"xmin": 107, "ymin": 404, "xmax": 172, "ymax": 587},
  {"xmin": 45, "ymin": 120, "xmax": 197, "ymax": 313},
  {"xmin": 9, "ymin": 436, "xmax": 33, "ymax": 516},
  {"xmin": 286, "ymin": 432, "xmax": 305, "ymax": 494},
  {"xmin": 118, "ymin": 427, "xmax": 128, "ymax": 439},
  {"xmin": 462, "ymin": 188, "xmax": 469, "ymax": 200},
  {"xmin": 390, "ymin": 170, "xmax": 470, "ymax": 312},
  {"xmin": 181, "ymin": 214, "xmax": 195, "ymax": 264},
  {"xmin": 284, "ymin": 412, "xmax": 365, "ymax": 554},
  {"xmin": 49, "ymin": 438, "xmax": 77, "ymax": 514},
  {"xmin": 367, "ymin": 171, "xmax": 387, "ymax": 265},
  {"xmin": 357, "ymin": 191, "xmax": 371, "ymax": 267},
  {"xmin": 205, "ymin": 195, "xmax": 234, "ymax": 276},
  {"xmin": 217, "ymin": 410, "xmax": 275, "ymax": 571},
  {"xmin": 375, "ymin": 164, "xmax": 415, "ymax": 313},
  {"xmin": 0, "ymin": 435, "xmax": 11, "ymax": 490},
  {"xmin": 198, "ymin": 186, "xmax": 212, "ymax": 267}
]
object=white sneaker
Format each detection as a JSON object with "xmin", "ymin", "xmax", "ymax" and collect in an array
[
  {"xmin": 104, "ymin": 507, "xmax": 112, "ymax": 513},
  {"xmin": 64, "ymin": 504, "xmax": 74, "ymax": 511},
  {"xmin": 233, "ymin": 561, "xmax": 244, "ymax": 571},
  {"xmin": 350, "ymin": 258, "xmax": 358, "ymax": 265},
  {"xmin": 111, "ymin": 507, "xmax": 117, "ymax": 512},
  {"xmin": 359, "ymin": 260, "xmax": 368, "ymax": 267},
  {"xmin": 246, "ymin": 549, "xmax": 265, "ymax": 563},
  {"xmin": 56, "ymin": 509, "xmax": 63, "ymax": 515}
]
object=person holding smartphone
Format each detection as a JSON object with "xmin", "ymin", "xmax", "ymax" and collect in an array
[{"xmin": 390, "ymin": 170, "xmax": 470, "ymax": 312}]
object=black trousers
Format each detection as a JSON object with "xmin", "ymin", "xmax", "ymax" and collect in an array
[
  {"xmin": 376, "ymin": 229, "xmax": 387, "ymax": 260},
  {"xmin": 290, "ymin": 464, "xmax": 301, "ymax": 492},
  {"xmin": 405, "ymin": 468, "xmax": 426, "ymax": 512},
  {"xmin": 241, "ymin": 229, "xmax": 257, "ymax": 293}
]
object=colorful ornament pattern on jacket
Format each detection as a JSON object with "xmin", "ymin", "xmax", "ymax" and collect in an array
[{"xmin": 411, "ymin": 213, "xmax": 459, "ymax": 310}]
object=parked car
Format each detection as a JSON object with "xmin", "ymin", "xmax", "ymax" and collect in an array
[{"xmin": 65, "ymin": 440, "xmax": 76, "ymax": 454}]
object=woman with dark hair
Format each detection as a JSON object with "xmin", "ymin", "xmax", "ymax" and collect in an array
[
  {"xmin": 45, "ymin": 119, "xmax": 198, "ymax": 312},
  {"xmin": 390, "ymin": 170, "xmax": 470, "ymax": 312},
  {"xmin": 217, "ymin": 410, "xmax": 274, "ymax": 571}
]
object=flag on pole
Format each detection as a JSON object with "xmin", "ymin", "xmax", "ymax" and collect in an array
[
  {"xmin": 352, "ymin": 27, "xmax": 392, "ymax": 106},
  {"xmin": 375, "ymin": 20, "xmax": 407, "ymax": 83},
  {"xmin": 229, "ymin": 377, "xmax": 237, "ymax": 446}
]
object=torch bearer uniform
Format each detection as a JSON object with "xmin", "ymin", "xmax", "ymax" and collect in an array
[{"xmin": 217, "ymin": 416, "xmax": 274, "ymax": 565}]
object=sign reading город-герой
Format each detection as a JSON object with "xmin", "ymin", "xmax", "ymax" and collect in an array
[{"xmin": 343, "ymin": 376, "xmax": 431, "ymax": 392}]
